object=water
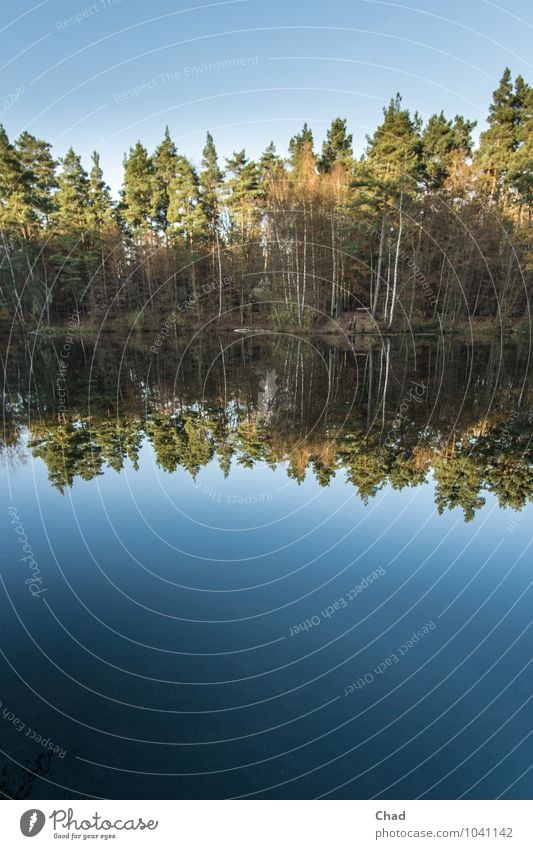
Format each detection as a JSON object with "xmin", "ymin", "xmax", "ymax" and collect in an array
[{"xmin": 1, "ymin": 332, "xmax": 531, "ymax": 798}]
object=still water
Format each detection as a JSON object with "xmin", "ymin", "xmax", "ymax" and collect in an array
[{"xmin": 1, "ymin": 332, "xmax": 531, "ymax": 798}]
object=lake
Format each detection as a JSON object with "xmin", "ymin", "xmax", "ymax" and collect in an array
[{"xmin": 1, "ymin": 330, "xmax": 531, "ymax": 799}]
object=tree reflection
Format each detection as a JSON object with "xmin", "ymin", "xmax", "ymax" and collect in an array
[{"xmin": 2, "ymin": 332, "xmax": 531, "ymax": 521}]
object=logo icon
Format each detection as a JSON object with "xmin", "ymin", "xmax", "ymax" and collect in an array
[{"xmin": 20, "ymin": 810, "xmax": 46, "ymax": 837}]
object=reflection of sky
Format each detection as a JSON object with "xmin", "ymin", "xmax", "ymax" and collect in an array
[
  {"xmin": 2, "ymin": 441, "xmax": 532, "ymax": 798},
  {"xmin": 1, "ymin": 0, "xmax": 532, "ymax": 193},
  {"xmin": 3, "ymin": 441, "xmax": 532, "ymax": 614}
]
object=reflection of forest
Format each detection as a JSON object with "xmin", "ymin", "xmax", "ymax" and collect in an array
[{"xmin": 2, "ymin": 333, "xmax": 531, "ymax": 521}]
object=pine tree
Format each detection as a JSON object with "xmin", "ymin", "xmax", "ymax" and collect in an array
[
  {"xmin": 51, "ymin": 148, "xmax": 91, "ymax": 308},
  {"xmin": 54, "ymin": 147, "xmax": 89, "ymax": 232},
  {"xmin": 224, "ymin": 149, "xmax": 260, "ymax": 243},
  {"xmin": 151, "ymin": 126, "xmax": 178, "ymax": 236},
  {"xmin": 0, "ymin": 125, "xmax": 32, "ymax": 321},
  {"xmin": 477, "ymin": 68, "xmax": 519, "ymax": 198},
  {"xmin": 289, "ymin": 123, "xmax": 316, "ymax": 170},
  {"xmin": 199, "ymin": 131, "xmax": 222, "ymax": 239},
  {"xmin": 121, "ymin": 142, "xmax": 154, "ymax": 234},
  {"xmin": 11, "ymin": 134, "xmax": 56, "ymax": 322},
  {"xmin": 452, "ymin": 115, "xmax": 476, "ymax": 155},
  {"xmin": 167, "ymin": 156, "xmax": 206, "ymax": 248},
  {"xmin": 88, "ymin": 151, "xmax": 113, "ymax": 230},
  {"xmin": 85, "ymin": 150, "xmax": 116, "ymax": 313},
  {"xmin": 319, "ymin": 117, "xmax": 353, "ymax": 173},
  {"xmin": 422, "ymin": 112, "xmax": 476, "ymax": 189},
  {"xmin": 0, "ymin": 125, "xmax": 31, "ymax": 235},
  {"xmin": 366, "ymin": 94, "xmax": 423, "ymax": 191},
  {"xmin": 259, "ymin": 141, "xmax": 279, "ymax": 178},
  {"xmin": 364, "ymin": 96, "xmax": 422, "ymax": 320},
  {"xmin": 225, "ymin": 150, "xmax": 261, "ymax": 320},
  {"xmin": 509, "ymin": 76, "xmax": 533, "ymax": 213},
  {"xmin": 15, "ymin": 131, "xmax": 57, "ymax": 227}
]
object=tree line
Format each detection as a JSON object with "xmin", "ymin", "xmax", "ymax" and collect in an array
[{"xmin": 0, "ymin": 68, "xmax": 531, "ymax": 329}]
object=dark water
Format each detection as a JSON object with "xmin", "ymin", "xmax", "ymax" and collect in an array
[{"xmin": 1, "ymin": 331, "xmax": 532, "ymax": 799}]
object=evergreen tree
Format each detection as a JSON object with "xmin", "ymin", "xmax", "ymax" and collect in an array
[
  {"xmin": 452, "ymin": 115, "xmax": 477, "ymax": 155},
  {"xmin": 259, "ymin": 141, "xmax": 281, "ymax": 183},
  {"xmin": 151, "ymin": 126, "xmax": 178, "ymax": 235},
  {"xmin": 167, "ymin": 156, "xmax": 206, "ymax": 248},
  {"xmin": 0, "ymin": 125, "xmax": 30, "ymax": 234},
  {"xmin": 258, "ymin": 141, "xmax": 284, "ymax": 205},
  {"xmin": 366, "ymin": 94, "xmax": 423, "ymax": 191},
  {"xmin": 121, "ymin": 142, "xmax": 154, "ymax": 234},
  {"xmin": 224, "ymin": 150, "xmax": 261, "ymax": 320},
  {"xmin": 364, "ymin": 96, "xmax": 422, "ymax": 320},
  {"xmin": 477, "ymin": 68, "xmax": 519, "ymax": 197},
  {"xmin": 319, "ymin": 117, "xmax": 353, "ymax": 173},
  {"xmin": 199, "ymin": 131, "xmax": 222, "ymax": 239},
  {"xmin": 54, "ymin": 147, "xmax": 89, "ymax": 232},
  {"xmin": 15, "ymin": 131, "xmax": 57, "ymax": 226},
  {"xmin": 88, "ymin": 151, "xmax": 113, "ymax": 230},
  {"xmin": 289, "ymin": 123, "xmax": 316, "ymax": 170},
  {"xmin": 51, "ymin": 149, "xmax": 91, "ymax": 307},
  {"xmin": 422, "ymin": 112, "xmax": 476, "ymax": 189},
  {"xmin": 224, "ymin": 149, "xmax": 260, "ymax": 243},
  {"xmin": 509, "ymin": 76, "xmax": 533, "ymax": 211}
]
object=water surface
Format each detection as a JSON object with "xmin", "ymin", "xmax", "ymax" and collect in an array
[{"xmin": 1, "ymin": 332, "xmax": 531, "ymax": 799}]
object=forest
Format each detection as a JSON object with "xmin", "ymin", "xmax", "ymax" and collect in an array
[{"xmin": 0, "ymin": 68, "xmax": 531, "ymax": 332}]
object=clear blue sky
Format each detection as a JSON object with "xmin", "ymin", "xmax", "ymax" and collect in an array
[{"xmin": 1, "ymin": 0, "xmax": 532, "ymax": 194}]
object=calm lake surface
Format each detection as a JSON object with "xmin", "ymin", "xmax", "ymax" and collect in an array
[{"xmin": 1, "ymin": 331, "xmax": 531, "ymax": 799}]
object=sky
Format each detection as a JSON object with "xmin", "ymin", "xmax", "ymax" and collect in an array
[{"xmin": 1, "ymin": 0, "xmax": 532, "ymax": 194}]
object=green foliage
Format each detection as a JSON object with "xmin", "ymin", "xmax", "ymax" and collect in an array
[
  {"xmin": 167, "ymin": 157, "xmax": 206, "ymax": 248},
  {"xmin": 288, "ymin": 122, "xmax": 315, "ymax": 168},
  {"xmin": 5, "ymin": 333, "xmax": 531, "ymax": 522},
  {"xmin": 422, "ymin": 112, "xmax": 476, "ymax": 189},
  {"xmin": 199, "ymin": 131, "xmax": 223, "ymax": 235},
  {"xmin": 15, "ymin": 131, "xmax": 57, "ymax": 226},
  {"xmin": 0, "ymin": 70, "xmax": 531, "ymax": 329},
  {"xmin": 366, "ymin": 94, "xmax": 423, "ymax": 193},
  {"xmin": 54, "ymin": 147, "xmax": 90, "ymax": 232},
  {"xmin": 224, "ymin": 149, "xmax": 261, "ymax": 244},
  {"xmin": 88, "ymin": 151, "xmax": 114, "ymax": 231},
  {"xmin": 347, "ymin": 450, "xmax": 388, "ymax": 502},
  {"xmin": 0, "ymin": 124, "xmax": 31, "ymax": 233},
  {"xmin": 121, "ymin": 141, "xmax": 154, "ymax": 233},
  {"xmin": 508, "ymin": 76, "xmax": 533, "ymax": 207},
  {"xmin": 476, "ymin": 68, "xmax": 530, "ymax": 200},
  {"xmin": 433, "ymin": 455, "xmax": 486, "ymax": 522},
  {"xmin": 151, "ymin": 127, "xmax": 178, "ymax": 234},
  {"xmin": 319, "ymin": 117, "xmax": 353, "ymax": 173}
]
